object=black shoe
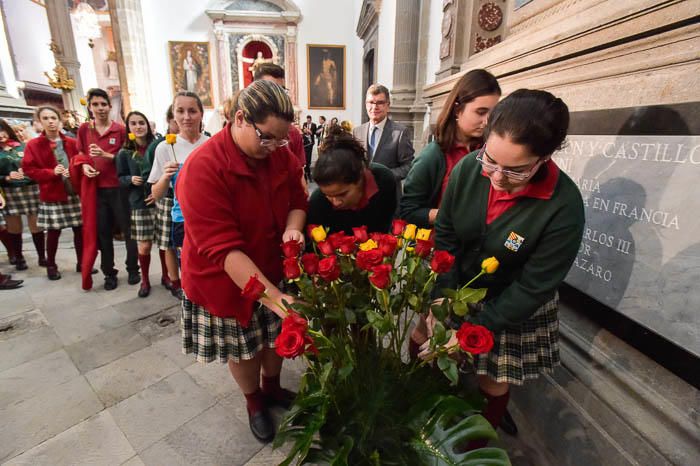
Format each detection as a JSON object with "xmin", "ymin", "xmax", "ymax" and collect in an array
[
  {"xmin": 104, "ymin": 275, "xmax": 118, "ymax": 291},
  {"xmin": 8, "ymin": 255, "xmax": 17, "ymax": 265},
  {"xmin": 0, "ymin": 277, "xmax": 23, "ymax": 290},
  {"xmin": 127, "ymin": 271, "xmax": 141, "ymax": 285},
  {"xmin": 76, "ymin": 263, "xmax": 99, "ymax": 274},
  {"xmin": 171, "ymin": 287, "xmax": 183, "ymax": 300},
  {"xmin": 15, "ymin": 258, "xmax": 28, "ymax": 271},
  {"xmin": 47, "ymin": 266, "xmax": 62, "ymax": 281},
  {"xmin": 248, "ymin": 410, "xmax": 274, "ymax": 442},
  {"xmin": 161, "ymin": 277, "xmax": 173, "ymax": 290},
  {"xmin": 265, "ymin": 389, "xmax": 297, "ymax": 410},
  {"xmin": 38, "ymin": 257, "xmax": 47, "ymax": 267},
  {"xmin": 138, "ymin": 283, "xmax": 151, "ymax": 298},
  {"xmin": 499, "ymin": 409, "xmax": 518, "ymax": 436}
]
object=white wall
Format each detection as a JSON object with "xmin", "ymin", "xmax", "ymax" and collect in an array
[
  {"xmin": 0, "ymin": 7, "xmax": 19, "ymax": 98},
  {"xmin": 294, "ymin": 0, "xmax": 364, "ymax": 126},
  {"xmin": 3, "ymin": 0, "xmax": 53, "ymax": 85},
  {"xmin": 424, "ymin": 0, "xmax": 443, "ymax": 86},
  {"xmin": 139, "ymin": 0, "xmax": 211, "ymax": 126},
  {"xmin": 375, "ymin": 0, "xmax": 396, "ymax": 91}
]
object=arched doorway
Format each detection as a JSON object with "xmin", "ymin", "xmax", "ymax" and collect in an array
[{"xmin": 241, "ymin": 41, "xmax": 273, "ymax": 87}]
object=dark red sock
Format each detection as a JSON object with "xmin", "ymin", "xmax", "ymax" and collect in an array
[
  {"xmin": 262, "ymin": 374, "xmax": 284, "ymax": 400},
  {"xmin": 46, "ymin": 230, "xmax": 61, "ymax": 267},
  {"xmin": 171, "ymin": 278, "xmax": 181, "ymax": 290},
  {"xmin": 467, "ymin": 389, "xmax": 510, "ymax": 450},
  {"xmin": 244, "ymin": 389, "xmax": 265, "ymax": 416},
  {"xmin": 0, "ymin": 230, "xmax": 14, "ymax": 258},
  {"xmin": 138, "ymin": 254, "xmax": 151, "ymax": 286},
  {"xmin": 31, "ymin": 232, "xmax": 46, "ymax": 262},
  {"xmin": 72, "ymin": 226, "xmax": 83, "ymax": 265},
  {"xmin": 158, "ymin": 249, "xmax": 168, "ymax": 281},
  {"xmin": 10, "ymin": 233, "xmax": 23, "ymax": 259}
]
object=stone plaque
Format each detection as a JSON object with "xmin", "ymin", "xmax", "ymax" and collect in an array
[{"xmin": 552, "ymin": 109, "xmax": 700, "ymax": 356}]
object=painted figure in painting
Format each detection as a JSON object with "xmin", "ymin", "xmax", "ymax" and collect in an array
[
  {"xmin": 183, "ymin": 50, "xmax": 199, "ymax": 93},
  {"xmin": 314, "ymin": 50, "xmax": 338, "ymax": 106}
]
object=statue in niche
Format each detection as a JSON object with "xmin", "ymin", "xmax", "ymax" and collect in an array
[{"xmin": 243, "ymin": 51, "xmax": 273, "ymax": 76}]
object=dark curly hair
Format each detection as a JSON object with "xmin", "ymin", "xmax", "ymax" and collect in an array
[{"xmin": 313, "ymin": 126, "xmax": 368, "ymax": 185}]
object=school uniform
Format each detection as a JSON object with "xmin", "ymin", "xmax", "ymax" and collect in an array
[
  {"xmin": 177, "ymin": 123, "xmax": 307, "ymax": 363},
  {"xmin": 0, "ymin": 143, "xmax": 39, "ymax": 216},
  {"xmin": 435, "ymin": 152, "xmax": 585, "ymax": 385},
  {"xmin": 116, "ymin": 145, "xmax": 156, "ymax": 242}
]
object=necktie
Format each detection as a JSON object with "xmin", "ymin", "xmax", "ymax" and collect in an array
[{"xmin": 369, "ymin": 126, "xmax": 378, "ymax": 158}]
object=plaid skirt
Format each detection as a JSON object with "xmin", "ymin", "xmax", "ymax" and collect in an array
[
  {"xmin": 154, "ymin": 196, "xmax": 173, "ymax": 250},
  {"xmin": 181, "ymin": 296, "xmax": 282, "ymax": 364},
  {"xmin": 2, "ymin": 185, "xmax": 39, "ymax": 216},
  {"xmin": 37, "ymin": 195, "xmax": 82, "ymax": 230},
  {"xmin": 0, "ymin": 209, "xmax": 5, "ymax": 227},
  {"xmin": 450, "ymin": 293, "xmax": 560, "ymax": 385},
  {"xmin": 130, "ymin": 208, "xmax": 155, "ymax": 242}
]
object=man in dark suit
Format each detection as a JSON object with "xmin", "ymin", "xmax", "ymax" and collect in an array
[
  {"xmin": 302, "ymin": 115, "xmax": 317, "ymax": 180},
  {"xmin": 352, "ymin": 84, "xmax": 415, "ymax": 182}
]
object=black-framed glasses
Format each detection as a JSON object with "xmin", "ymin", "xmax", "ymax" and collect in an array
[
  {"xmin": 249, "ymin": 119, "xmax": 289, "ymax": 148},
  {"xmin": 475, "ymin": 146, "xmax": 544, "ymax": 181}
]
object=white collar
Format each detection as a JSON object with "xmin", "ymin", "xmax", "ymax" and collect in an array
[{"xmin": 369, "ymin": 117, "xmax": 388, "ymax": 131}]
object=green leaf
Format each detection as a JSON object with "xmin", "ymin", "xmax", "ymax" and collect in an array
[
  {"xmin": 344, "ymin": 308, "xmax": 357, "ymax": 324},
  {"xmin": 338, "ymin": 363, "xmax": 354, "ymax": 381},
  {"xmin": 431, "ymin": 299, "xmax": 449, "ymax": 321},
  {"xmin": 408, "ymin": 294, "xmax": 419, "ymax": 307},
  {"xmin": 459, "ymin": 287, "xmax": 487, "ymax": 304},
  {"xmin": 433, "ymin": 321, "xmax": 447, "ymax": 345},
  {"xmin": 441, "ymin": 288, "xmax": 458, "ymax": 300},
  {"xmin": 329, "ymin": 435, "xmax": 354, "ymax": 465},
  {"xmin": 453, "ymin": 301, "xmax": 468, "ymax": 317}
]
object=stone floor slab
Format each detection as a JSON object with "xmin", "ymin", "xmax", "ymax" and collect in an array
[
  {"xmin": 185, "ymin": 361, "xmax": 237, "ymax": 400},
  {"xmin": 0, "ymin": 350, "xmax": 79, "ymax": 408},
  {"xmin": 0, "ymin": 376, "xmax": 104, "ymax": 463},
  {"xmin": 66, "ymin": 325, "xmax": 150, "ymax": 374},
  {"xmin": 42, "ymin": 304, "xmax": 128, "ymax": 346},
  {"xmin": 85, "ymin": 346, "xmax": 180, "ymax": 406},
  {"xmin": 0, "ymin": 324, "xmax": 62, "ymax": 372},
  {"xmin": 114, "ymin": 288, "xmax": 179, "ymax": 323},
  {"xmin": 130, "ymin": 306, "xmax": 181, "ymax": 343},
  {"xmin": 0, "ymin": 287, "xmax": 34, "ymax": 320},
  {"xmin": 120, "ymin": 456, "xmax": 146, "ymax": 466},
  {"xmin": 3, "ymin": 410, "xmax": 136, "ymax": 466},
  {"xmin": 109, "ymin": 371, "xmax": 216, "ymax": 452},
  {"xmin": 139, "ymin": 398, "xmax": 263, "ymax": 466},
  {"xmin": 243, "ymin": 444, "xmax": 289, "ymax": 466},
  {"xmin": 151, "ymin": 333, "xmax": 195, "ymax": 369}
]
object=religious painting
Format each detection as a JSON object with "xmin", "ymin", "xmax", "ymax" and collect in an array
[
  {"xmin": 168, "ymin": 41, "xmax": 213, "ymax": 108},
  {"xmin": 307, "ymin": 44, "xmax": 345, "ymax": 109}
]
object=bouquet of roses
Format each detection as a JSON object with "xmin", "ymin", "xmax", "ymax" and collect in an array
[{"xmin": 256, "ymin": 221, "xmax": 510, "ymax": 465}]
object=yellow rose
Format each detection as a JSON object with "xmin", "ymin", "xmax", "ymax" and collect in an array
[
  {"xmin": 79, "ymin": 97, "xmax": 87, "ymax": 106},
  {"xmin": 165, "ymin": 133, "xmax": 177, "ymax": 145},
  {"xmin": 359, "ymin": 239, "xmax": 378, "ymax": 251},
  {"xmin": 481, "ymin": 256, "xmax": 499, "ymax": 274},
  {"xmin": 128, "ymin": 133, "xmax": 136, "ymax": 141},
  {"xmin": 416, "ymin": 228, "xmax": 431, "ymax": 241},
  {"xmin": 406, "ymin": 246, "xmax": 415, "ymax": 253},
  {"xmin": 403, "ymin": 224, "xmax": 417, "ymax": 240},
  {"xmin": 310, "ymin": 225, "xmax": 327, "ymax": 243}
]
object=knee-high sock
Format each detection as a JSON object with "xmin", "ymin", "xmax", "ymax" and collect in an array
[
  {"xmin": 46, "ymin": 230, "xmax": 61, "ymax": 267},
  {"xmin": 31, "ymin": 231, "xmax": 46, "ymax": 262},
  {"xmin": 158, "ymin": 249, "xmax": 168, "ymax": 281},
  {"xmin": 9, "ymin": 233, "xmax": 23, "ymax": 259},
  {"xmin": 138, "ymin": 254, "xmax": 151, "ymax": 286},
  {"xmin": 0, "ymin": 230, "xmax": 14, "ymax": 258},
  {"xmin": 72, "ymin": 226, "xmax": 83, "ymax": 265},
  {"xmin": 467, "ymin": 389, "xmax": 510, "ymax": 451}
]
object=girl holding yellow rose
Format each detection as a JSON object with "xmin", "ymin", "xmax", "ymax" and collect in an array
[
  {"xmin": 306, "ymin": 126, "xmax": 397, "ymax": 236},
  {"xmin": 116, "ymin": 111, "xmax": 156, "ymax": 297}
]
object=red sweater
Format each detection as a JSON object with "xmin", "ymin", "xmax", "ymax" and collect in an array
[
  {"xmin": 287, "ymin": 125, "xmax": 305, "ymax": 168},
  {"xmin": 22, "ymin": 133, "xmax": 79, "ymax": 202},
  {"xmin": 76, "ymin": 121, "xmax": 125, "ymax": 188},
  {"xmin": 178, "ymin": 123, "xmax": 308, "ymax": 324}
]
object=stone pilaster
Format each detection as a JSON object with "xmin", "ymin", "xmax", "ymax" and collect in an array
[
  {"xmin": 435, "ymin": 0, "xmax": 472, "ymax": 81},
  {"xmin": 213, "ymin": 25, "xmax": 229, "ymax": 108},
  {"xmin": 109, "ymin": 0, "xmax": 153, "ymax": 117},
  {"xmin": 285, "ymin": 25, "xmax": 298, "ymax": 107},
  {"xmin": 44, "ymin": 0, "xmax": 84, "ymax": 110}
]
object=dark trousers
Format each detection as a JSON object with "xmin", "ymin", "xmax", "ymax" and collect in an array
[
  {"xmin": 97, "ymin": 187, "xmax": 138, "ymax": 276},
  {"xmin": 304, "ymin": 145, "xmax": 313, "ymax": 178},
  {"xmin": 171, "ymin": 221, "xmax": 184, "ymax": 266}
]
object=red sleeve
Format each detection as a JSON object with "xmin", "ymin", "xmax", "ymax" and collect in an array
[
  {"xmin": 287, "ymin": 154, "xmax": 308, "ymax": 212},
  {"xmin": 178, "ymin": 148, "xmax": 246, "ymax": 267},
  {"xmin": 76, "ymin": 124, "xmax": 88, "ymax": 154},
  {"xmin": 21, "ymin": 140, "xmax": 57, "ymax": 182},
  {"xmin": 288, "ymin": 126, "xmax": 306, "ymax": 168}
]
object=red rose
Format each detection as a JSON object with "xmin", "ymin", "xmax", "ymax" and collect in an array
[
  {"xmin": 415, "ymin": 239, "xmax": 433, "ymax": 258},
  {"xmin": 327, "ymin": 232, "xmax": 346, "ymax": 250},
  {"xmin": 281, "ymin": 240, "xmax": 301, "ymax": 258},
  {"xmin": 306, "ymin": 224, "xmax": 320, "ymax": 238},
  {"xmin": 456, "ymin": 322, "xmax": 494, "ymax": 354},
  {"xmin": 318, "ymin": 256, "xmax": 341, "ymax": 282},
  {"xmin": 275, "ymin": 328, "xmax": 306, "ymax": 358},
  {"xmin": 379, "ymin": 234, "xmax": 398, "ymax": 257},
  {"xmin": 301, "ymin": 253, "xmax": 320, "ymax": 275},
  {"xmin": 282, "ymin": 311, "xmax": 308, "ymax": 333},
  {"xmin": 430, "ymin": 250, "xmax": 455, "ymax": 274},
  {"xmin": 240, "ymin": 274, "xmax": 265, "ymax": 301},
  {"xmin": 369, "ymin": 264, "xmax": 392, "ymax": 289},
  {"xmin": 338, "ymin": 236, "xmax": 357, "ymax": 255},
  {"xmin": 318, "ymin": 241, "xmax": 334, "ymax": 256},
  {"xmin": 356, "ymin": 249, "xmax": 384, "ymax": 271},
  {"xmin": 282, "ymin": 257, "xmax": 301, "ymax": 280},
  {"xmin": 352, "ymin": 226, "xmax": 368, "ymax": 243},
  {"xmin": 369, "ymin": 232, "xmax": 384, "ymax": 242},
  {"xmin": 391, "ymin": 219, "xmax": 407, "ymax": 236}
]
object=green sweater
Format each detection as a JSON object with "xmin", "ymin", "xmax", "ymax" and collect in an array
[
  {"xmin": 116, "ymin": 147, "xmax": 152, "ymax": 210},
  {"xmin": 435, "ymin": 153, "xmax": 584, "ymax": 333},
  {"xmin": 307, "ymin": 163, "xmax": 397, "ymax": 235},
  {"xmin": 0, "ymin": 144, "xmax": 33, "ymax": 187},
  {"xmin": 399, "ymin": 141, "xmax": 446, "ymax": 228}
]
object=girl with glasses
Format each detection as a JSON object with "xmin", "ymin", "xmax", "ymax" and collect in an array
[{"xmin": 421, "ymin": 89, "xmax": 584, "ymax": 451}]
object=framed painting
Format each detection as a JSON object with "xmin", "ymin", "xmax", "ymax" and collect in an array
[
  {"xmin": 168, "ymin": 41, "xmax": 214, "ymax": 108},
  {"xmin": 307, "ymin": 44, "xmax": 345, "ymax": 109}
]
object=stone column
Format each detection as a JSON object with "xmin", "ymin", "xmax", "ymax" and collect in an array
[
  {"xmin": 108, "ymin": 0, "xmax": 153, "ymax": 117},
  {"xmin": 213, "ymin": 26, "xmax": 229, "ymax": 108},
  {"xmin": 44, "ymin": 0, "xmax": 84, "ymax": 110},
  {"xmin": 285, "ymin": 25, "xmax": 298, "ymax": 108},
  {"xmin": 435, "ymin": 0, "xmax": 472, "ymax": 80}
]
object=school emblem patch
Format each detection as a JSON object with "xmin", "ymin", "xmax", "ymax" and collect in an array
[
  {"xmin": 504, "ymin": 231, "xmax": 525, "ymax": 252},
  {"xmin": 109, "ymin": 137, "xmax": 116, "ymax": 145}
]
